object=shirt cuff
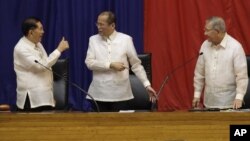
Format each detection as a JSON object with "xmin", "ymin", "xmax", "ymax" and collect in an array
[
  {"xmin": 235, "ymin": 93, "xmax": 244, "ymax": 100},
  {"xmin": 105, "ymin": 62, "xmax": 111, "ymax": 69},
  {"xmin": 143, "ymin": 81, "xmax": 151, "ymax": 88},
  {"xmin": 55, "ymin": 49, "xmax": 61, "ymax": 56},
  {"xmin": 194, "ymin": 91, "xmax": 201, "ymax": 98}
]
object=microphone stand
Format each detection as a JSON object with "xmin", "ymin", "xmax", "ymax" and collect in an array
[
  {"xmin": 34, "ymin": 60, "xmax": 100, "ymax": 112},
  {"xmin": 151, "ymin": 52, "xmax": 203, "ymax": 111}
]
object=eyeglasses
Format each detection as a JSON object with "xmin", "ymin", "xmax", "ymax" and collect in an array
[
  {"xmin": 96, "ymin": 22, "xmax": 109, "ymax": 27},
  {"xmin": 204, "ymin": 28, "xmax": 219, "ymax": 33}
]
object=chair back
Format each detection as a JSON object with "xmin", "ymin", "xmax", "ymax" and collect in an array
[
  {"xmin": 130, "ymin": 53, "xmax": 152, "ymax": 82},
  {"xmin": 52, "ymin": 59, "xmax": 69, "ymax": 110},
  {"xmin": 128, "ymin": 53, "xmax": 152, "ymax": 110}
]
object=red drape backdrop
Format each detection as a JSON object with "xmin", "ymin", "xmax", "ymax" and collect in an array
[{"xmin": 144, "ymin": 0, "xmax": 250, "ymax": 111}]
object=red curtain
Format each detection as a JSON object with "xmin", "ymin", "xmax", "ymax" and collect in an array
[{"xmin": 144, "ymin": 0, "xmax": 250, "ymax": 111}]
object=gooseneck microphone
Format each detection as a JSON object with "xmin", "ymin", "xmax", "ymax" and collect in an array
[
  {"xmin": 151, "ymin": 52, "xmax": 203, "ymax": 111},
  {"xmin": 34, "ymin": 60, "xmax": 100, "ymax": 112}
]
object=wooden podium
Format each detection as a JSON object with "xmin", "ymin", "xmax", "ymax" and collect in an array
[{"xmin": 1, "ymin": 111, "xmax": 250, "ymax": 141}]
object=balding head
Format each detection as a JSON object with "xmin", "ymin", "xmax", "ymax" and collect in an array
[{"xmin": 206, "ymin": 16, "xmax": 226, "ymax": 33}]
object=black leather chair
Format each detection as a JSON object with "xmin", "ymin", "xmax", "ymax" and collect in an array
[
  {"xmin": 52, "ymin": 59, "xmax": 69, "ymax": 110},
  {"xmin": 128, "ymin": 53, "xmax": 152, "ymax": 110},
  {"xmin": 243, "ymin": 56, "xmax": 250, "ymax": 108}
]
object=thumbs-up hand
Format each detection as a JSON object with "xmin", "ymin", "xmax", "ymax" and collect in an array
[{"xmin": 57, "ymin": 37, "xmax": 69, "ymax": 52}]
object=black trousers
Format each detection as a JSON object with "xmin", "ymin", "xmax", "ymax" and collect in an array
[
  {"xmin": 17, "ymin": 95, "xmax": 54, "ymax": 112},
  {"xmin": 88, "ymin": 100, "xmax": 130, "ymax": 112}
]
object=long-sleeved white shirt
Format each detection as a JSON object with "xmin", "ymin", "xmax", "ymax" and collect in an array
[
  {"xmin": 194, "ymin": 33, "xmax": 248, "ymax": 109},
  {"xmin": 14, "ymin": 37, "xmax": 61, "ymax": 109},
  {"xmin": 85, "ymin": 31, "xmax": 150, "ymax": 101}
]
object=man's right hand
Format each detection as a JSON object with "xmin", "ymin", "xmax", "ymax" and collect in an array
[
  {"xmin": 192, "ymin": 97, "xmax": 200, "ymax": 108},
  {"xmin": 110, "ymin": 62, "xmax": 128, "ymax": 71},
  {"xmin": 57, "ymin": 37, "xmax": 69, "ymax": 53}
]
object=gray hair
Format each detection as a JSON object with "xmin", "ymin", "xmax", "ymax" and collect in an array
[{"xmin": 206, "ymin": 16, "xmax": 226, "ymax": 32}]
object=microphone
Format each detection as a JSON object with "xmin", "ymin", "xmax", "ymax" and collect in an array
[
  {"xmin": 151, "ymin": 52, "xmax": 203, "ymax": 111},
  {"xmin": 34, "ymin": 60, "xmax": 100, "ymax": 112}
]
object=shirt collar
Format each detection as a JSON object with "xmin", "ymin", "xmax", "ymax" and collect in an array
[
  {"xmin": 210, "ymin": 33, "xmax": 228, "ymax": 49},
  {"xmin": 219, "ymin": 33, "xmax": 229, "ymax": 49},
  {"xmin": 102, "ymin": 30, "xmax": 117, "ymax": 42},
  {"xmin": 22, "ymin": 36, "xmax": 37, "ymax": 49}
]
